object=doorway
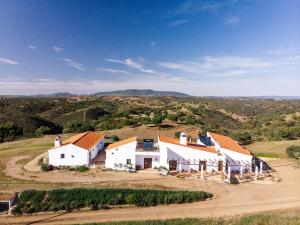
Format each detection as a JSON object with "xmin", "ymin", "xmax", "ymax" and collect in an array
[
  {"xmin": 218, "ymin": 161, "xmax": 223, "ymax": 172},
  {"xmin": 169, "ymin": 160, "xmax": 177, "ymax": 171},
  {"xmin": 144, "ymin": 158, "xmax": 152, "ymax": 169},
  {"xmin": 199, "ymin": 160, "xmax": 207, "ymax": 171}
]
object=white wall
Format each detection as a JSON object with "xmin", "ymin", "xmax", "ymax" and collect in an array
[
  {"xmin": 207, "ymin": 133, "xmax": 252, "ymax": 171},
  {"xmin": 135, "ymin": 153, "xmax": 160, "ymax": 169},
  {"xmin": 89, "ymin": 139, "xmax": 105, "ymax": 161},
  {"xmin": 105, "ymin": 141, "xmax": 137, "ymax": 169},
  {"xmin": 48, "ymin": 144, "xmax": 89, "ymax": 166},
  {"xmin": 158, "ymin": 140, "xmax": 221, "ymax": 172},
  {"xmin": 220, "ymin": 147, "xmax": 253, "ymax": 171}
]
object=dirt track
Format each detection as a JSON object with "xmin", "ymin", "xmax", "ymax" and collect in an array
[{"xmin": 1, "ymin": 159, "xmax": 300, "ymax": 225}]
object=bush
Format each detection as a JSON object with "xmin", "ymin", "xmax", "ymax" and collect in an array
[
  {"xmin": 286, "ymin": 145, "xmax": 300, "ymax": 159},
  {"xmin": 175, "ymin": 131, "xmax": 181, "ymax": 139},
  {"xmin": 76, "ymin": 166, "xmax": 89, "ymax": 172},
  {"xmin": 41, "ymin": 163, "xmax": 53, "ymax": 172},
  {"xmin": 35, "ymin": 126, "xmax": 52, "ymax": 136},
  {"xmin": 13, "ymin": 188, "xmax": 213, "ymax": 215},
  {"xmin": 110, "ymin": 135, "xmax": 120, "ymax": 142}
]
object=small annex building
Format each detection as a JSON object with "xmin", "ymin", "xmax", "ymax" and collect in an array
[
  {"xmin": 48, "ymin": 131, "xmax": 104, "ymax": 167},
  {"xmin": 0, "ymin": 193, "xmax": 17, "ymax": 213},
  {"xmin": 105, "ymin": 132, "xmax": 253, "ymax": 173}
]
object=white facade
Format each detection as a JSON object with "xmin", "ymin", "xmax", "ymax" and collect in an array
[
  {"xmin": 105, "ymin": 141, "xmax": 137, "ymax": 169},
  {"xmin": 158, "ymin": 139, "xmax": 222, "ymax": 172},
  {"xmin": 207, "ymin": 133, "xmax": 253, "ymax": 171},
  {"xmin": 48, "ymin": 136, "xmax": 104, "ymax": 167},
  {"xmin": 105, "ymin": 133, "xmax": 253, "ymax": 173}
]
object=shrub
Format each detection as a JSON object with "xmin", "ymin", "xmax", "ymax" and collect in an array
[
  {"xmin": 76, "ymin": 166, "xmax": 89, "ymax": 172},
  {"xmin": 286, "ymin": 145, "xmax": 300, "ymax": 159},
  {"xmin": 41, "ymin": 163, "xmax": 53, "ymax": 172},
  {"xmin": 110, "ymin": 135, "xmax": 120, "ymax": 142},
  {"xmin": 175, "ymin": 132, "xmax": 181, "ymax": 139},
  {"xmin": 13, "ymin": 188, "xmax": 213, "ymax": 215}
]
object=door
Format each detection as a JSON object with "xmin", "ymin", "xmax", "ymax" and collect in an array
[
  {"xmin": 199, "ymin": 161, "xmax": 207, "ymax": 171},
  {"xmin": 218, "ymin": 161, "xmax": 223, "ymax": 172},
  {"xmin": 144, "ymin": 158, "xmax": 152, "ymax": 169},
  {"xmin": 169, "ymin": 160, "xmax": 177, "ymax": 171}
]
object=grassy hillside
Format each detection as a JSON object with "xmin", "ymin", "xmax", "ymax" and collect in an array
[{"xmin": 1, "ymin": 96, "xmax": 300, "ymax": 143}]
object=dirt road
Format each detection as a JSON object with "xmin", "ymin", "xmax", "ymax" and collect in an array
[{"xmin": 1, "ymin": 159, "xmax": 300, "ymax": 225}]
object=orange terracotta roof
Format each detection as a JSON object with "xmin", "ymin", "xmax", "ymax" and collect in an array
[
  {"xmin": 208, "ymin": 132, "xmax": 251, "ymax": 155},
  {"xmin": 159, "ymin": 135, "xmax": 217, "ymax": 154},
  {"xmin": 106, "ymin": 136, "xmax": 137, "ymax": 151},
  {"xmin": 63, "ymin": 131, "xmax": 104, "ymax": 151},
  {"xmin": 0, "ymin": 193, "xmax": 16, "ymax": 201}
]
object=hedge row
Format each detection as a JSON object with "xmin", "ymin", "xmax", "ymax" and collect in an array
[{"xmin": 12, "ymin": 188, "xmax": 213, "ymax": 215}]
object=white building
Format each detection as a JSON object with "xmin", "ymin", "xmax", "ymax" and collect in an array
[
  {"xmin": 105, "ymin": 132, "xmax": 252, "ymax": 173},
  {"xmin": 48, "ymin": 131, "xmax": 104, "ymax": 167},
  {"xmin": 207, "ymin": 132, "xmax": 253, "ymax": 171}
]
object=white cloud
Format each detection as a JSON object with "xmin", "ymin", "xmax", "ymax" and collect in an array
[
  {"xmin": 105, "ymin": 58, "xmax": 163, "ymax": 76},
  {"xmin": 158, "ymin": 55, "xmax": 274, "ymax": 80},
  {"xmin": 223, "ymin": 16, "xmax": 239, "ymax": 25},
  {"xmin": 0, "ymin": 57, "xmax": 19, "ymax": 65},
  {"xmin": 53, "ymin": 46, "xmax": 63, "ymax": 53},
  {"xmin": 63, "ymin": 58, "xmax": 85, "ymax": 71},
  {"xmin": 28, "ymin": 45, "xmax": 38, "ymax": 51},
  {"xmin": 96, "ymin": 68, "xmax": 129, "ymax": 74},
  {"xmin": 168, "ymin": 19, "xmax": 190, "ymax": 27}
]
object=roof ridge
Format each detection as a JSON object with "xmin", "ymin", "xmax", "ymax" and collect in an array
[{"xmin": 72, "ymin": 131, "xmax": 90, "ymax": 144}]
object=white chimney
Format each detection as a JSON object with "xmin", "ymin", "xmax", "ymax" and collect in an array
[
  {"xmin": 179, "ymin": 132, "xmax": 187, "ymax": 145},
  {"xmin": 54, "ymin": 136, "xmax": 62, "ymax": 147}
]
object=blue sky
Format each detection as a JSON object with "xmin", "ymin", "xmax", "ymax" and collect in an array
[{"xmin": 0, "ymin": 0, "xmax": 299, "ymax": 96}]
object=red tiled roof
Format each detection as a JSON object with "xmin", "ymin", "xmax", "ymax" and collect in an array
[
  {"xmin": 208, "ymin": 132, "xmax": 251, "ymax": 155},
  {"xmin": 63, "ymin": 131, "xmax": 104, "ymax": 151},
  {"xmin": 106, "ymin": 136, "xmax": 137, "ymax": 151},
  {"xmin": 159, "ymin": 135, "xmax": 217, "ymax": 154}
]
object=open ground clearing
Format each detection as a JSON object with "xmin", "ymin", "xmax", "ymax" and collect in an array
[{"xmin": 0, "ymin": 127, "xmax": 300, "ymax": 224}]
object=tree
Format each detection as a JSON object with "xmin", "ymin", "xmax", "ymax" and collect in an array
[
  {"xmin": 152, "ymin": 115, "xmax": 163, "ymax": 125},
  {"xmin": 36, "ymin": 126, "xmax": 52, "ymax": 136},
  {"xmin": 232, "ymin": 131, "xmax": 252, "ymax": 145},
  {"xmin": 175, "ymin": 131, "xmax": 181, "ymax": 139},
  {"xmin": 0, "ymin": 122, "xmax": 23, "ymax": 142}
]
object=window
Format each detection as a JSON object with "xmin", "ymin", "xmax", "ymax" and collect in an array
[
  {"xmin": 60, "ymin": 154, "xmax": 65, "ymax": 159},
  {"xmin": 126, "ymin": 159, "xmax": 131, "ymax": 165}
]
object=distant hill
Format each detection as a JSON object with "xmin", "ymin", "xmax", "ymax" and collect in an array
[
  {"xmin": 31, "ymin": 92, "xmax": 78, "ymax": 97},
  {"xmin": 92, "ymin": 89, "xmax": 190, "ymax": 97}
]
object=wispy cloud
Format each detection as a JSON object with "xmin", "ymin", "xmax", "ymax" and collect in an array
[
  {"xmin": 159, "ymin": 56, "xmax": 271, "ymax": 78},
  {"xmin": 53, "ymin": 46, "xmax": 63, "ymax": 53},
  {"xmin": 105, "ymin": 57, "xmax": 174, "ymax": 79},
  {"xmin": 63, "ymin": 58, "xmax": 85, "ymax": 71},
  {"xmin": 150, "ymin": 41, "xmax": 156, "ymax": 46},
  {"xmin": 0, "ymin": 57, "xmax": 19, "ymax": 65},
  {"xmin": 28, "ymin": 45, "xmax": 38, "ymax": 51},
  {"xmin": 223, "ymin": 15, "xmax": 239, "ymax": 25},
  {"xmin": 168, "ymin": 19, "xmax": 190, "ymax": 27},
  {"xmin": 168, "ymin": 0, "xmax": 238, "ymax": 16},
  {"xmin": 96, "ymin": 68, "xmax": 129, "ymax": 74}
]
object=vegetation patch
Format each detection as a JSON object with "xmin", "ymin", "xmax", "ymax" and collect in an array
[
  {"xmin": 12, "ymin": 188, "xmax": 212, "ymax": 215},
  {"xmin": 79, "ymin": 213, "xmax": 300, "ymax": 225},
  {"xmin": 286, "ymin": 145, "xmax": 300, "ymax": 160},
  {"xmin": 255, "ymin": 152, "xmax": 280, "ymax": 158}
]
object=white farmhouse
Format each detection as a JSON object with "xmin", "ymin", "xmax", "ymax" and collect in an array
[
  {"xmin": 48, "ymin": 131, "xmax": 104, "ymax": 167},
  {"xmin": 105, "ymin": 132, "xmax": 252, "ymax": 173}
]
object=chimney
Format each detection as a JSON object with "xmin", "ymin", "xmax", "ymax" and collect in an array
[
  {"xmin": 179, "ymin": 132, "xmax": 187, "ymax": 145},
  {"xmin": 54, "ymin": 136, "xmax": 62, "ymax": 147}
]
